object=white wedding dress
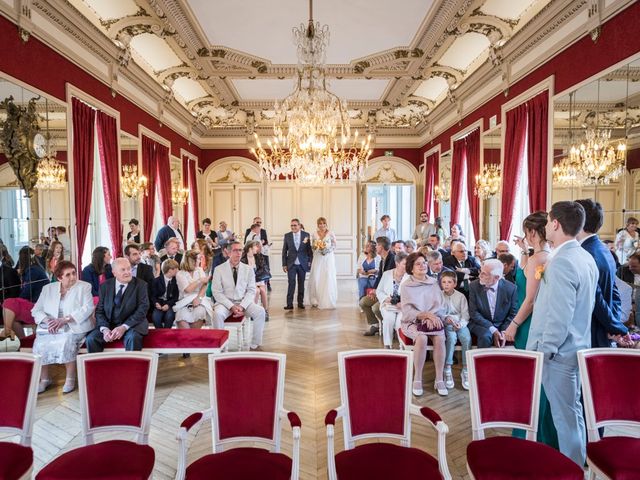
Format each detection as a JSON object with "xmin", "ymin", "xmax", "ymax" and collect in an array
[{"xmin": 309, "ymin": 230, "xmax": 338, "ymax": 309}]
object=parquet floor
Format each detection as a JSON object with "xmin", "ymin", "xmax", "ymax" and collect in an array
[{"xmin": 2, "ymin": 280, "xmax": 594, "ymax": 478}]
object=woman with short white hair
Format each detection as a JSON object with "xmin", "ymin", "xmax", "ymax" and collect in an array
[{"xmin": 474, "ymin": 240, "xmax": 492, "ymax": 264}]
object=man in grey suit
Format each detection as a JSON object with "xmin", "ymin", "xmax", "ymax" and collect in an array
[
  {"xmin": 282, "ymin": 218, "xmax": 313, "ymax": 309},
  {"xmin": 527, "ymin": 201, "xmax": 598, "ymax": 466},
  {"xmin": 468, "ymin": 259, "xmax": 518, "ymax": 348}
]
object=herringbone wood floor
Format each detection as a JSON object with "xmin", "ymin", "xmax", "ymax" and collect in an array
[{"xmin": 4, "ymin": 279, "xmax": 600, "ymax": 478}]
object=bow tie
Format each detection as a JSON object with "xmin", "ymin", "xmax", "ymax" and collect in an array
[{"xmin": 483, "ymin": 285, "xmax": 496, "ymax": 292}]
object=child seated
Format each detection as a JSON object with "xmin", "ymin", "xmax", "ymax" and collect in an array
[
  {"xmin": 440, "ymin": 271, "xmax": 472, "ymax": 390},
  {"xmin": 150, "ymin": 259, "xmax": 180, "ymax": 329}
]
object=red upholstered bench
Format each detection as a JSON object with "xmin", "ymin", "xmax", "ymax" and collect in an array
[{"xmin": 19, "ymin": 328, "xmax": 229, "ymax": 355}]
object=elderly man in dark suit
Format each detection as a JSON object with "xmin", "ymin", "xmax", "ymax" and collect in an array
[
  {"xmin": 282, "ymin": 218, "xmax": 313, "ymax": 310},
  {"xmin": 85, "ymin": 257, "xmax": 150, "ymax": 352},
  {"xmin": 444, "ymin": 241, "xmax": 481, "ymax": 297},
  {"xmin": 468, "ymin": 258, "xmax": 518, "ymax": 348}
]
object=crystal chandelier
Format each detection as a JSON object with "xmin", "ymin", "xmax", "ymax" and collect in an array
[
  {"xmin": 434, "ymin": 182, "xmax": 450, "ymax": 203},
  {"xmin": 552, "ymin": 156, "xmax": 580, "ymax": 186},
  {"xmin": 35, "ymin": 100, "xmax": 66, "ymax": 190},
  {"xmin": 171, "ymin": 181, "xmax": 189, "ymax": 205},
  {"xmin": 474, "ymin": 164, "xmax": 501, "ymax": 199},
  {"xmin": 120, "ymin": 165, "xmax": 148, "ymax": 198},
  {"xmin": 250, "ymin": 0, "xmax": 372, "ymax": 184},
  {"xmin": 568, "ymin": 128, "xmax": 626, "ymax": 185}
]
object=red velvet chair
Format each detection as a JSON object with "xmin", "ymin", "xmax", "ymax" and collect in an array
[
  {"xmin": 175, "ymin": 352, "xmax": 301, "ymax": 480},
  {"xmin": 325, "ymin": 349, "xmax": 452, "ymax": 480},
  {"xmin": 224, "ymin": 312, "xmax": 249, "ymax": 351},
  {"xmin": 578, "ymin": 348, "xmax": 640, "ymax": 480},
  {"xmin": 0, "ymin": 353, "xmax": 41, "ymax": 480},
  {"xmin": 465, "ymin": 349, "xmax": 583, "ymax": 480},
  {"xmin": 36, "ymin": 352, "xmax": 159, "ymax": 480}
]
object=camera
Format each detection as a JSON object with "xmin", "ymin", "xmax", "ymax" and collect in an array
[{"xmin": 390, "ymin": 293, "xmax": 401, "ymax": 305}]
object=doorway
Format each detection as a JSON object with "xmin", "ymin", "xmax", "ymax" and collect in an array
[{"xmin": 364, "ymin": 184, "xmax": 415, "ymax": 242}]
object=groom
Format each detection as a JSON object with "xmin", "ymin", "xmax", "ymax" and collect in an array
[{"xmin": 282, "ymin": 218, "xmax": 313, "ymax": 310}]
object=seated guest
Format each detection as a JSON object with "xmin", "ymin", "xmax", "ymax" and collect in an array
[
  {"xmin": 174, "ymin": 250, "xmax": 212, "ymax": 331},
  {"xmin": 603, "ymin": 239, "xmax": 621, "ymax": 269},
  {"xmin": 618, "ymin": 252, "xmax": 640, "ymax": 286},
  {"xmin": 444, "ymin": 223, "xmax": 466, "ymax": 248},
  {"xmin": 244, "ymin": 223, "xmax": 263, "ymax": 244},
  {"xmin": 443, "ymin": 242, "xmax": 481, "ymax": 297},
  {"xmin": 192, "ymin": 238, "xmax": 213, "ymax": 272},
  {"xmin": 441, "ymin": 271, "xmax": 471, "ymax": 390},
  {"xmin": 150, "ymin": 259, "xmax": 179, "ymax": 329},
  {"xmin": 392, "ymin": 240, "xmax": 406, "ymax": 254},
  {"xmin": 426, "ymin": 250, "xmax": 452, "ymax": 280},
  {"xmin": 498, "ymin": 253, "xmax": 517, "ymax": 283},
  {"xmin": 493, "ymin": 240, "xmax": 511, "ymax": 258},
  {"xmin": 197, "ymin": 218, "xmax": 218, "ymax": 247},
  {"xmin": 85, "ymin": 257, "xmax": 149, "ymax": 352},
  {"xmin": 140, "ymin": 242, "xmax": 161, "ymax": 277},
  {"xmin": 212, "ymin": 241, "xmax": 266, "ymax": 351},
  {"xmin": 356, "ymin": 241, "xmax": 380, "ymax": 298},
  {"xmin": 405, "ymin": 239, "xmax": 417, "ymax": 254},
  {"xmin": 428, "ymin": 234, "xmax": 448, "ymax": 258},
  {"xmin": 468, "ymin": 259, "xmax": 518, "ymax": 348},
  {"xmin": 376, "ymin": 251, "xmax": 408, "ymax": 348},
  {"xmin": 1, "ymin": 246, "xmax": 49, "ymax": 339},
  {"xmin": 434, "ymin": 217, "xmax": 447, "ymax": 245},
  {"xmin": 400, "ymin": 252, "xmax": 448, "ymax": 396},
  {"xmin": 216, "ymin": 221, "xmax": 235, "ymax": 250},
  {"xmin": 474, "ymin": 240, "xmax": 492, "ymax": 264},
  {"xmin": 0, "ymin": 245, "xmax": 20, "ymax": 309},
  {"xmin": 242, "ymin": 241, "xmax": 270, "ymax": 317},
  {"xmin": 81, "ymin": 246, "xmax": 113, "ymax": 298},
  {"xmin": 160, "ymin": 237, "xmax": 183, "ymax": 265},
  {"xmin": 32, "ymin": 261, "xmax": 93, "ymax": 394},
  {"xmin": 45, "ymin": 240, "xmax": 64, "ymax": 281},
  {"xmin": 155, "ymin": 216, "xmax": 184, "ymax": 252},
  {"xmin": 125, "ymin": 244, "xmax": 154, "ymax": 303},
  {"xmin": 126, "ymin": 218, "xmax": 141, "ymax": 244},
  {"xmin": 56, "ymin": 226, "xmax": 71, "ymax": 254},
  {"xmin": 211, "ymin": 244, "xmax": 229, "ymax": 272},
  {"xmin": 361, "ymin": 237, "xmax": 395, "ymax": 336},
  {"xmin": 33, "ymin": 243, "xmax": 46, "ymax": 270}
]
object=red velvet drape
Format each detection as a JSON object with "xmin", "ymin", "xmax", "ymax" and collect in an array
[
  {"xmin": 500, "ymin": 104, "xmax": 528, "ymax": 240},
  {"xmin": 71, "ymin": 97, "xmax": 95, "ymax": 271},
  {"xmin": 465, "ymin": 128, "xmax": 481, "ymax": 240},
  {"xmin": 188, "ymin": 159, "xmax": 200, "ymax": 240},
  {"xmin": 96, "ymin": 111, "xmax": 122, "ymax": 257},
  {"xmin": 155, "ymin": 143, "xmax": 172, "ymax": 223},
  {"xmin": 182, "ymin": 156, "xmax": 190, "ymax": 241},
  {"xmin": 141, "ymin": 136, "xmax": 157, "ymax": 243},
  {"xmin": 527, "ymin": 90, "xmax": 549, "ymax": 212},
  {"xmin": 450, "ymin": 138, "xmax": 467, "ymax": 226},
  {"xmin": 424, "ymin": 152, "xmax": 439, "ymax": 221}
]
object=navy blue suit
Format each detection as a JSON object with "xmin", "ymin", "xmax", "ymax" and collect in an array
[
  {"xmin": 150, "ymin": 275, "xmax": 179, "ymax": 328},
  {"xmin": 154, "ymin": 225, "xmax": 184, "ymax": 252},
  {"xmin": 581, "ymin": 235, "xmax": 627, "ymax": 347},
  {"xmin": 282, "ymin": 231, "xmax": 313, "ymax": 307},
  {"xmin": 468, "ymin": 278, "xmax": 518, "ymax": 348}
]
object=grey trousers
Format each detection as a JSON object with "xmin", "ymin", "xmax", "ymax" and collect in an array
[{"xmin": 359, "ymin": 296, "xmax": 382, "ymax": 325}]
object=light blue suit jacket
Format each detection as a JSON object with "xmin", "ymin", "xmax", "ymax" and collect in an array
[{"xmin": 527, "ymin": 240, "xmax": 598, "ymax": 365}]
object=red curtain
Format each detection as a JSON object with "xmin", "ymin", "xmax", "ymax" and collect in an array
[
  {"xmin": 96, "ymin": 111, "xmax": 122, "ymax": 257},
  {"xmin": 155, "ymin": 143, "xmax": 172, "ymax": 223},
  {"xmin": 188, "ymin": 158, "xmax": 200, "ymax": 240},
  {"xmin": 141, "ymin": 136, "xmax": 157, "ymax": 242},
  {"xmin": 450, "ymin": 137, "xmax": 466, "ymax": 226},
  {"xmin": 424, "ymin": 152, "xmax": 439, "ymax": 221},
  {"xmin": 527, "ymin": 90, "xmax": 549, "ymax": 212},
  {"xmin": 500, "ymin": 104, "xmax": 528, "ymax": 240},
  {"xmin": 465, "ymin": 128, "xmax": 481, "ymax": 240},
  {"xmin": 182, "ymin": 156, "xmax": 190, "ymax": 241},
  {"xmin": 71, "ymin": 97, "xmax": 95, "ymax": 271}
]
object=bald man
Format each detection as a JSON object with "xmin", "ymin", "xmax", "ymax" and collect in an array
[{"xmin": 85, "ymin": 257, "xmax": 150, "ymax": 352}]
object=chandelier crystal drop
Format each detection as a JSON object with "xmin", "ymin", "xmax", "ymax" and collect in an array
[
  {"xmin": 434, "ymin": 182, "xmax": 450, "ymax": 203},
  {"xmin": 251, "ymin": 0, "xmax": 372, "ymax": 184},
  {"xmin": 171, "ymin": 181, "xmax": 189, "ymax": 206},
  {"xmin": 568, "ymin": 128, "xmax": 626, "ymax": 185},
  {"xmin": 474, "ymin": 164, "xmax": 502, "ymax": 199},
  {"xmin": 35, "ymin": 156, "xmax": 66, "ymax": 190},
  {"xmin": 120, "ymin": 165, "xmax": 148, "ymax": 199}
]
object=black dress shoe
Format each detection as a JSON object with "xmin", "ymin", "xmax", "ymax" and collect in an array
[
  {"xmin": 363, "ymin": 325, "xmax": 380, "ymax": 336},
  {"xmin": 298, "ymin": 304, "xmax": 305, "ymax": 309},
  {"xmin": 284, "ymin": 305, "xmax": 294, "ymax": 310}
]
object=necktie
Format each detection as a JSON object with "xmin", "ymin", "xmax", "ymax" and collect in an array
[
  {"xmin": 114, "ymin": 284, "xmax": 124, "ymax": 307},
  {"xmin": 232, "ymin": 267, "xmax": 238, "ymax": 285}
]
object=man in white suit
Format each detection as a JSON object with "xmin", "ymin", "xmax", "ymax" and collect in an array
[
  {"xmin": 212, "ymin": 241, "xmax": 266, "ymax": 350},
  {"xmin": 527, "ymin": 201, "xmax": 598, "ymax": 466}
]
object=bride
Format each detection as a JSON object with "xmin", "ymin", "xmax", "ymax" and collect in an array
[{"xmin": 309, "ymin": 217, "xmax": 338, "ymax": 309}]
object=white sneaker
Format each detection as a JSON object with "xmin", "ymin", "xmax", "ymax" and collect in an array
[
  {"xmin": 444, "ymin": 368, "xmax": 454, "ymax": 389},
  {"xmin": 434, "ymin": 381, "xmax": 449, "ymax": 396},
  {"xmin": 461, "ymin": 368, "xmax": 469, "ymax": 391}
]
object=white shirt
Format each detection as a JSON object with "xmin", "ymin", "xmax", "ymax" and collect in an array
[
  {"xmin": 484, "ymin": 283, "xmax": 499, "ymax": 334},
  {"xmin": 293, "ymin": 232, "xmax": 301, "ymax": 265},
  {"xmin": 100, "ymin": 280, "xmax": 130, "ymax": 332}
]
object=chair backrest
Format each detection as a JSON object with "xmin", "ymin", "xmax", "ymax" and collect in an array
[
  {"xmin": 338, "ymin": 349, "xmax": 412, "ymax": 448},
  {"xmin": 0, "ymin": 353, "xmax": 41, "ymax": 446},
  {"xmin": 78, "ymin": 352, "xmax": 158, "ymax": 445},
  {"xmin": 210, "ymin": 352, "xmax": 286, "ymax": 451},
  {"xmin": 466, "ymin": 349, "xmax": 543, "ymax": 440},
  {"xmin": 578, "ymin": 348, "xmax": 640, "ymax": 441}
]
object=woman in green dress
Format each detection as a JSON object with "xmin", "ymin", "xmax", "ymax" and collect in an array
[{"xmin": 503, "ymin": 211, "xmax": 558, "ymax": 449}]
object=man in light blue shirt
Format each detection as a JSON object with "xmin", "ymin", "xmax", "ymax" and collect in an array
[{"xmin": 374, "ymin": 215, "xmax": 397, "ymax": 243}]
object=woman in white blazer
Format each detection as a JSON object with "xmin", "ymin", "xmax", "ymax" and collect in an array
[
  {"xmin": 376, "ymin": 251, "xmax": 409, "ymax": 348},
  {"xmin": 32, "ymin": 260, "xmax": 94, "ymax": 394}
]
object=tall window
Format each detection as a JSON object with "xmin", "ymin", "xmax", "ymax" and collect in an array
[
  {"xmin": 457, "ymin": 163, "xmax": 476, "ymax": 246},
  {"xmin": 510, "ymin": 149, "xmax": 530, "ymax": 242},
  {"xmin": 0, "ymin": 189, "xmax": 30, "ymax": 261},
  {"xmin": 367, "ymin": 184, "xmax": 415, "ymax": 241}
]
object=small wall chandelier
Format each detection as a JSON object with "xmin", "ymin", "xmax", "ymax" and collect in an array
[
  {"xmin": 171, "ymin": 181, "xmax": 189, "ymax": 205},
  {"xmin": 120, "ymin": 164, "xmax": 148, "ymax": 198},
  {"xmin": 250, "ymin": 0, "xmax": 372, "ymax": 184},
  {"xmin": 35, "ymin": 100, "xmax": 66, "ymax": 191},
  {"xmin": 434, "ymin": 181, "xmax": 450, "ymax": 203},
  {"xmin": 474, "ymin": 164, "xmax": 501, "ymax": 199}
]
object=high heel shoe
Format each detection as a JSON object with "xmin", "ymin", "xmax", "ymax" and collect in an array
[
  {"xmin": 0, "ymin": 328, "xmax": 15, "ymax": 341},
  {"xmin": 412, "ymin": 381, "xmax": 424, "ymax": 396}
]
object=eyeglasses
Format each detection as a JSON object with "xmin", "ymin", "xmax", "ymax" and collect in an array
[
  {"xmin": 231, "ymin": 249, "xmax": 243, "ymax": 253},
  {"xmin": 290, "ymin": 225, "xmax": 298, "ymax": 227}
]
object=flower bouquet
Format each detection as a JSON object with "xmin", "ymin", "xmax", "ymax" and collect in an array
[{"xmin": 313, "ymin": 239, "xmax": 330, "ymax": 256}]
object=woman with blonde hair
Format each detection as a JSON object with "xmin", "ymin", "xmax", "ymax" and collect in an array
[
  {"xmin": 174, "ymin": 250, "xmax": 213, "ymax": 337},
  {"xmin": 474, "ymin": 240, "xmax": 492, "ymax": 264}
]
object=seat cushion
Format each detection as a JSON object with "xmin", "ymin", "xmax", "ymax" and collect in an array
[
  {"xmin": 335, "ymin": 443, "xmax": 442, "ymax": 480},
  {"xmin": 185, "ymin": 447, "xmax": 291, "ymax": 480},
  {"xmin": 587, "ymin": 436, "xmax": 640, "ymax": 480},
  {"xmin": 397, "ymin": 328, "xmax": 414, "ymax": 346},
  {"xmin": 0, "ymin": 441, "xmax": 33, "ymax": 480},
  {"xmin": 143, "ymin": 328, "xmax": 229, "ymax": 349},
  {"xmin": 467, "ymin": 437, "xmax": 583, "ymax": 480},
  {"xmin": 36, "ymin": 440, "xmax": 154, "ymax": 480}
]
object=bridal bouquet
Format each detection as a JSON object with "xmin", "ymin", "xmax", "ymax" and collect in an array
[{"xmin": 313, "ymin": 239, "xmax": 330, "ymax": 256}]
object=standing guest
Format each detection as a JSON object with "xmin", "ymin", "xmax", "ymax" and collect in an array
[
  {"xmin": 445, "ymin": 224, "xmax": 466, "ymax": 247},
  {"xmin": 126, "ymin": 219, "xmax": 141, "ymax": 244},
  {"xmin": 32, "ymin": 261, "xmax": 93, "ymax": 394},
  {"xmin": 140, "ymin": 242, "xmax": 161, "ymax": 277},
  {"xmin": 374, "ymin": 215, "xmax": 397, "ymax": 243},
  {"xmin": 443, "ymin": 242, "xmax": 481, "ymax": 297},
  {"xmin": 85, "ymin": 258, "xmax": 150, "ymax": 352},
  {"xmin": 174, "ymin": 250, "xmax": 212, "ymax": 333},
  {"xmin": 212, "ymin": 241, "xmax": 266, "ymax": 350},
  {"xmin": 154, "ymin": 216, "xmax": 185, "ymax": 252},
  {"xmin": 216, "ymin": 221, "xmax": 235, "ymax": 250},
  {"xmin": 0, "ymin": 247, "xmax": 49, "ymax": 339},
  {"xmin": 468, "ymin": 259, "xmax": 518, "ymax": 348},
  {"xmin": 400, "ymin": 252, "xmax": 448, "ymax": 397},
  {"xmin": 603, "ymin": 239, "xmax": 621, "ymax": 269},
  {"xmin": 245, "ymin": 223, "xmax": 262, "ymax": 244},
  {"xmin": 440, "ymin": 271, "xmax": 471, "ymax": 390},
  {"xmin": 474, "ymin": 240, "xmax": 492, "ymax": 264},
  {"xmin": 527, "ymin": 201, "xmax": 598, "ymax": 466},
  {"xmin": 498, "ymin": 253, "xmax": 517, "ymax": 283},
  {"xmin": 196, "ymin": 218, "xmax": 218, "ymax": 247},
  {"xmin": 160, "ymin": 238, "xmax": 183, "ymax": 265},
  {"xmin": 56, "ymin": 226, "xmax": 71, "ymax": 254},
  {"xmin": 282, "ymin": 218, "xmax": 313, "ymax": 310},
  {"xmin": 150, "ymin": 259, "xmax": 179, "ymax": 329},
  {"xmin": 434, "ymin": 217, "xmax": 447, "ymax": 245},
  {"xmin": 361, "ymin": 237, "xmax": 395, "ymax": 336},
  {"xmin": 376, "ymin": 251, "xmax": 408, "ymax": 348},
  {"xmin": 45, "ymin": 240, "xmax": 64, "ymax": 281},
  {"xmin": 405, "ymin": 239, "xmax": 417, "ymax": 254},
  {"xmin": 81, "ymin": 246, "xmax": 113, "ymax": 298},
  {"xmin": 244, "ymin": 216, "xmax": 271, "ymax": 291},
  {"xmin": 242, "ymin": 240, "xmax": 270, "ymax": 317},
  {"xmin": 42, "ymin": 226, "xmax": 58, "ymax": 247},
  {"xmin": 124, "ymin": 244, "xmax": 154, "ymax": 305},
  {"xmin": 426, "ymin": 251, "xmax": 452, "ymax": 280},
  {"xmin": 356, "ymin": 241, "xmax": 380, "ymax": 299},
  {"xmin": 616, "ymin": 217, "xmax": 639, "ymax": 264},
  {"xmin": 244, "ymin": 217, "xmax": 268, "ymax": 246},
  {"xmin": 576, "ymin": 199, "xmax": 630, "ymax": 348},
  {"xmin": 412, "ymin": 211, "xmax": 436, "ymax": 246},
  {"xmin": 33, "ymin": 243, "xmax": 46, "ymax": 270}
]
